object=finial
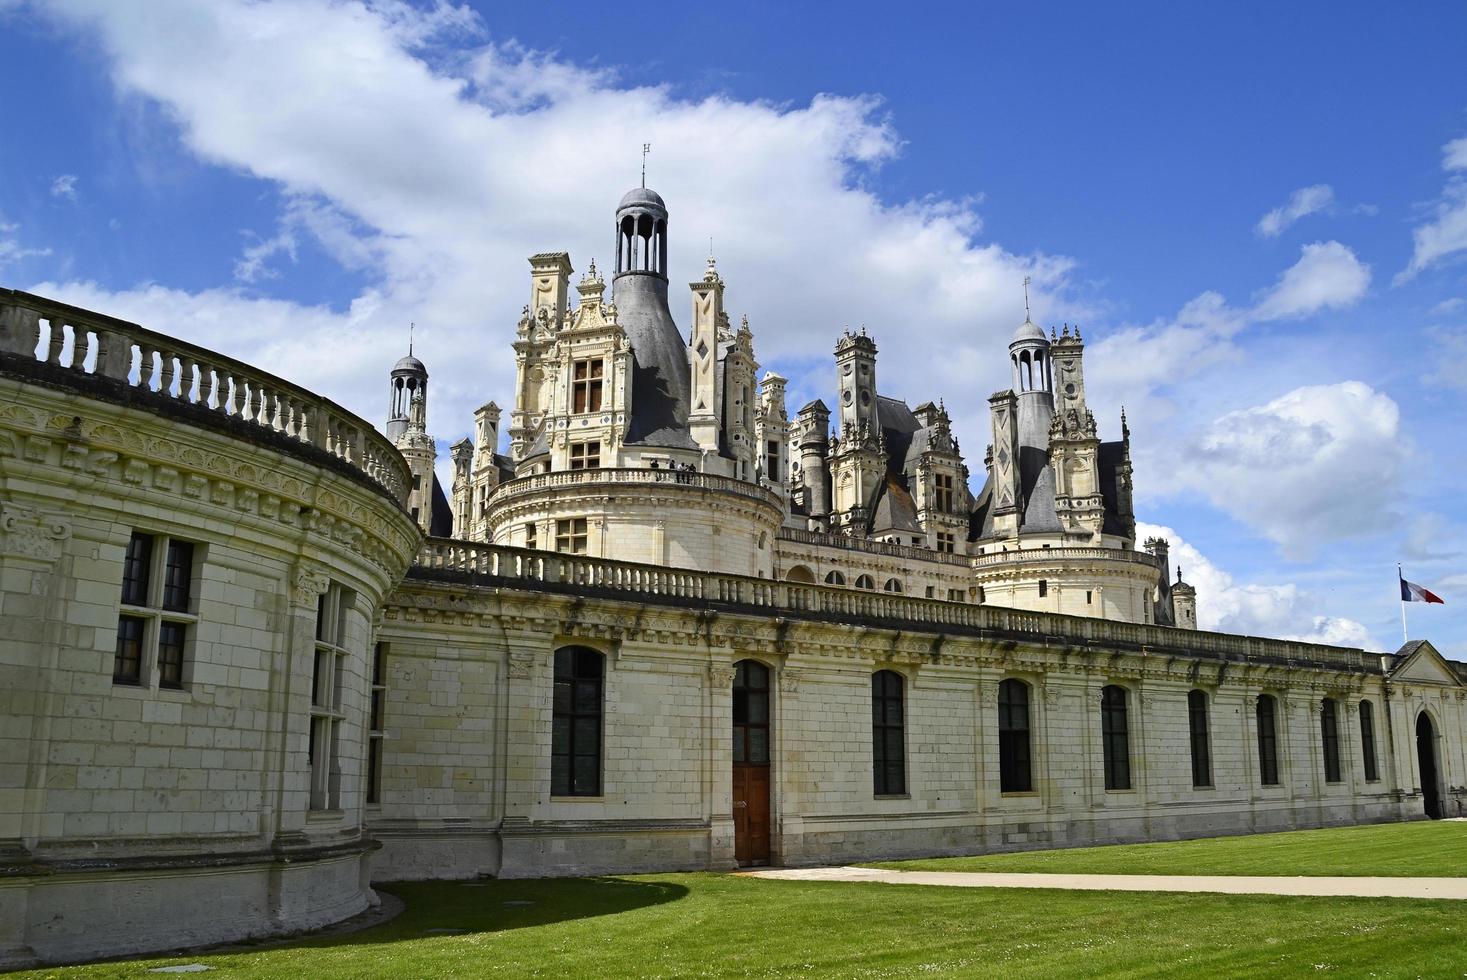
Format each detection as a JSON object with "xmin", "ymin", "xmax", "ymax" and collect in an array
[
  {"xmin": 1022, "ymin": 275, "xmax": 1032, "ymax": 320},
  {"xmin": 1051, "ymin": 325, "xmax": 1057, "ymax": 341},
  {"xmin": 408, "ymin": 321, "xmax": 414, "ymax": 356},
  {"xmin": 641, "ymin": 142, "xmax": 651, "ymax": 188},
  {"xmin": 1177, "ymin": 566, "xmax": 1184, "ymax": 584},
  {"xmin": 587, "ymin": 258, "xmax": 598, "ymax": 280}
]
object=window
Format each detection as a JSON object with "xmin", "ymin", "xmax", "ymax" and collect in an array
[
  {"xmin": 1321, "ymin": 698, "xmax": 1342, "ymax": 784},
  {"xmin": 934, "ymin": 473, "xmax": 954, "ymax": 512},
  {"xmin": 825, "ymin": 570, "xmax": 846, "ymax": 586},
  {"xmin": 855, "ymin": 574, "xmax": 875, "ymax": 590},
  {"xmin": 1086, "ymin": 590, "xmax": 1093, "ymax": 605},
  {"xmin": 935, "ymin": 531, "xmax": 955, "ymax": 554},
  {"xmin": 571, "ymin": 358, "xmax": 604, "ymax": 413},
  {"xmin": 872, "ymin": 671, "xmax": 906, "ymax": 796},
  {"xmin": 883, "ymin": 578, "xmax": 903, "ymax": 593},
  {"xmin": 947, "ymin": 588, "xmax": 965, "ymax": 602},
  {"xmin": 569, "ymin": 440, "xmax": 601, "ymax": 470},
  {"xmin": 765, "ymin": 440, "xmax": 780, "ymax": 481},
  {"xmin": 367, "ymin": 642, "xmax": 387, "ymax": 805},
  {"xmin": 998, "ymin": 679, "xmax": 1032, "ymax": 793},
  {"xmin": 925, "ymin": 586, "xmax": 935, "ymax": 598},
  {"xmin": 555, "ymin": 517, "xmax": 588, "ymax": 554},
  {"xmin": 1256, "ymin": 694, "xmax": 1280, "ymax": 786},
  {"xmin": 552, "ymin": 646, "xmax": 603, "ymax": 796},
  {"xmin": 310, "ymin": 583, "xmax": 354, "ymax": 811},
  {"xmin": 732, "ymin": 660, "xmax": 770, "ymax": 764},
  {"xmin": 115, "ymin": 531, "xmax": 198, "ymax": 690},
  {"xmin": 1101, "ymin": 685, "xmax": 1131, "ymax": 791},
  {"xmin": 1360, "ymin": 700, "xmax": 1379, "ymax": 781},
  {"xmin": 1188, "ymin": 690, "xmax": 1211, "ymax": 788},
  {"xmin": 1038, "ymin": 580, "xmax": 1048, "ymax": 598},
  {"xmin": 524, "ymin": 523, "xmax": 537, "ymax": 550}
]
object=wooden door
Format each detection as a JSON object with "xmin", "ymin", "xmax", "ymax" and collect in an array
[
  {"xmin": 732, "ymin": 660, "xmax": 772, "ymax": 866},
  {"xmin": 733, "ymin": 764, "xmax": 770, "ymax": 865}
]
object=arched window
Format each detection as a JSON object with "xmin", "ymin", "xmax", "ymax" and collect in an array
[
  {"xmin": 1256, "ymin": 694, "xmax": 1280, "ymax": 786},
  {"xmin": 785, "ymin": 564, "xmax": 816, "ymax": 584},
  {"xmin": 733, "ymin": 660, "xmax": 770, "ymax": 765},
  {"xmin": 855, "ymin": 574, "xmax": 875, "ymax": 590},
  {"xmin": 872, "ymin": 670, "xmax": 905, "ymax": 796},
  {"xmin": 552, "ymin": 646, "xmax": 603, "ymax": 796},
  {"xmin": 1101, "ymin": 685, "xmax": 1131, "ymax": 791},
  {"xmin": 883, "ymin": 578, "xmax": 903, "ymax": 593},
  {"xmin": 1360, "ymin": 699, "xmax": 1379, "ymax": 781},
  {"xmin": 998, "ymin": 679, "xmax": 1032, "ymax": 793},
  {"xmin": 1321, "ymin": 698, "xmax": 1342, "ymax": 784},
  {"xmin": 824, "ymin": 570, "xmax": 846, "ymax": 586},
  {"xmin": 1188, "ymin": 690, "xmax": 1211, "ymax": 788}
]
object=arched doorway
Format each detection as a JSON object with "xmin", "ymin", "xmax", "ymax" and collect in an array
[
  {"xmin": 1417, "ymin": 713, "xmax": 1443, "ymax": 820},
  {"xmin": 732, "ymin": 660, "xmax": 772, "ymax": 866}
]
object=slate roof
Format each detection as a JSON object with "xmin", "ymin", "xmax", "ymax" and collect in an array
[{"xmin": 614, "ymin": 273, "xmax": 697, "ymax": 450}]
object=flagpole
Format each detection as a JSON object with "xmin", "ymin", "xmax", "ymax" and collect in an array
[{"xmin": 1398, "ymin": 564, "xmax": 1408, "ymax": 645}]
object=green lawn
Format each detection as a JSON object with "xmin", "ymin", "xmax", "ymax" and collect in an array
[
  {"xmin": 870, "ymin": 820, "xmax": 1467, "ymax": 877},
  {"xmin": 17, "ymin": 868, "xmax": 1467, "ymax": 979}
]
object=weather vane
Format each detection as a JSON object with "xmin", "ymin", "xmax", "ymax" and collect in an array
[
  {"xmin": 408, "ymin": 321, "xmax": 414, "ymax": 356},
  {"xmin": 1023, "ymin": 276, "xmax": 1032, "ymax": 320},
  {"xmin": 641, "ymin": 143, "xmax": 651, "ymax": 187}
]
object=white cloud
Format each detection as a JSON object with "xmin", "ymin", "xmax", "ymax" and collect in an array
[
  {"xmin": 1429, "ymin": 297, "xmax": 1463, "ymax": 316},
  {"xmin": 49, "ymin": 173, "xmax": 78, "ymax": 199},
  {"xmin": 0, "ymin": 218, "xmax": 51, "ymax": 267},
  {"xmin": 1182, "ymin": 381, "xmax": 1404, "ymax": 558},
  {"xmin": 1398, "ymin": 134, "xmax": 1467, "ymax": 282},
  {"xmin": 1428, "ymin": 324, "xmax": 1467, "ymax": 393},
  {"xmin": 1137, "ymin": 522, "xmax": 1374, "ymax": 648},
  {"xmin": 22, "ymin": 0, "xmax": 1082, "ymax": 459},
  {"xmin": 1251, "ymin": 241, "xmax": 1370, "ymax": 320},
  {"xmin": 1255, "ymin": 184, "xmax": 1334, "ymax": 238}
]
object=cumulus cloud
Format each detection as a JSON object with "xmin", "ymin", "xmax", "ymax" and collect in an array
[
  {"xmin": 1255, "ymin": 184, "xmax": 1334, "ymax": 238},
  {"xmin": 49, "ymin": 173, "xmax": 78, "ymax": 200},
  {"xmin": 1398, "ymin": 133, "xmax": 1467, "ymax": 282},
  {"xmin": 1137, "ymin": 522, "xmax": 1374, "ymax": 648},
  {"xmin": 1182, "ymin": 381, "xmax": 1405, "ymax": 558},
  {"xmin": 1251, "ymin": 241, "xmax": 1370, "ymax": 320},
  {"xmin": 19, "ymin": 0, "xmax": 1080, "ymax": 454}
]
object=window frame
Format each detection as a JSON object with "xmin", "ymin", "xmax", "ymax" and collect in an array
[
  {"xmin": 935, "ymin": 531, "xmax": 955, "ymax": 554},
  {"xmin": 552, "ymin": 646, "xmax": 604, "ymax": 797},
  {"xmin": 1100, "ymin": 684, "xmax": 1132, "ymax": 791},
  {"xmin": 309, "ymin": 582, "xmax": 354, "ymax": 812},
  {"xmin": 571, "ymin": 357, "xmax": 605, "ymax": 414},
  {"xmin": 1188, "ymin": 689, "xmax": 1212, "ymax": 789},
  {"xmin": 1359, "ymin": 699, "xmax": 1379, "ymax": 782},
  {"xmin": 933, "ymin": 473, "xmax": 954, "ymax": 512},
  {"xmin": 732, "ymin": 660, "xmax": 771, "ymax": 766},
  {"xmin": 1321, "ymin": 697, "xmax": 1343, "ymax": 784},
  {"xmin": 1256, "ymin": 693, "xmax": 1280, "ymax": 787},
  {"xmin": 114, "ymin": 530, "xmax": 200, "ymax": 692},
  {"xmin": 568, "ymin": 440, "xmax": 601, "ymax": 470},
  {"xmin": 998, "ymin": 678, "xmax": 1033, "ymax": 794},
  {"xmin": 366, "ymin": 641, "xmax": 387, "ymax": 806},
  {"xmin": 871, "ymin": 670, "xmax": 906, "ymax": 796},
  {"xmin": 555, "ymin": 517, "xmax": 589, "ymax": 554}
]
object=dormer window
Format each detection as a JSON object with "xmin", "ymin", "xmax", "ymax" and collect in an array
[{"xmin": 572, "ymin": 358, "xmax": 604, "ymax": 413}]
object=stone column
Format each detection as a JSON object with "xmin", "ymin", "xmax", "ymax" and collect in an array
[{"xmin": 706, "ymin": 663, "xmax": 736, "ymax": 869}]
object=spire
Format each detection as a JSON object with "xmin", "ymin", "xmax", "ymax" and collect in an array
[
  {"xmin": 1023, "ymin": 275, "xmax": 1032, "ymax": 320},
  {"xmin": 408, "ymin": 321, "xmax": 414, "ymax": 356},
  {"xmin": 641, "ymin": 142, "xmax": 651, "ymax": 188}
]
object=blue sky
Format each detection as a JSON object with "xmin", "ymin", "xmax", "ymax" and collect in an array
[{"xmin": 3, "ymin": 0, "xmax": 1466, "ymax": 654}]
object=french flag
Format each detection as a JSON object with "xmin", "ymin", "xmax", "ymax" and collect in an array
[{"xmin": 1400, "ymin": 574, "xmax": 1445, "ymax": 604}]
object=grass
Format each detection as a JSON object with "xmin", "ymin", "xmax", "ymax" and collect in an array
[
  {"xmin": 867, "ymin": 820, "xmax": 1467, "ymax": 877},
  {"xmin": 16, "ymin": 867, "xmax": 1467, "ymax": 979}
]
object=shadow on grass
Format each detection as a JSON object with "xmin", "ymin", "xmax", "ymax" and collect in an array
[{"xmin": 299, "ymin": 876, "xmax": 690, "ymax": 951}]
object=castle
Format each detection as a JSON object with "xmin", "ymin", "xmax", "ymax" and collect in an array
[{"xmin": 1, "ymin": 185, "xmax": 1462, "ymax": 967}]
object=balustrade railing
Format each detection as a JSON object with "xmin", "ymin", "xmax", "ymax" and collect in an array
[
  {"xmin": 488, "ymin": 467, "xmax": 783, "ymax": 510},
  {"xmin": 0, "ymin": 288, "xmax": 410, "ymax": 505},
  {"xmin": 776, "ymin": 527, "xmax": 970, "ymax": 566},
  {"xmin": 971, "ymin": 545, "xmax": 1163, "ymax": 570},
  {"xmin": 411, "ymin": 537, "xmax": 1374, "ymax": 672}
]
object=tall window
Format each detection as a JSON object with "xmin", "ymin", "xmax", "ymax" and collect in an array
[
  {"xmin": 933, "ymin": 473, "xmax": 954, "ymax": 512},
  {"xmin": 115, "ymin": 531, "xmax": 197, "ymax": 689},
  {"xmin": 1038, "ymin": 580, "xmax": 1048, "ymax": 598},
  {"xmin": 872, "ymin": 671, "xmax": 906, "ymax": 796},
  {"xmin": 571, "ymin": 358, "xmax": 604, "ymax": 413},
  {"xmin": 366, "ymin": 642, "xmax": 388, "ymax": 805},
  {"xmin": 935, "ymin": 531, "xmax": 955, "ymax": 554},
  {"xmin": 1101, "ymin": 685, "xmax": 1131, "ymax": 791},
  {"xmin": 1321, "ymin": 698, "xmax": 1342, "ymax": 784},
  {"xmin": 569, "ymin": 440, "xmax": 601, "ymax": 470},
  {"xmin": 732, "ymin": 660, "xmax": 770, "ymax": 765},
  {"xmin": 552, "ymin": 646, "xmax": 603, "ymax": 796},
  {"xmin": 1256, "ymin": 694, "xmax": 1280, "ymax": 786},
  {"xmin": 310, "ymin": 583, "xmax": 353, "ymax": 811},
  {"xmin": 998, "ymin": 679, "xmax": 1032, "ymax": 793},
  {"xmin": 765, "ymin": 440, "xmax": 780, "ymax": 482},
  {"xmin": 555, "ymin": 517, "xmax": 588, "ymax": 554},
  {"xmin": 1360, "ymin": 700, "xmax": 1379, "ymax": 781},
  {"xmin": 1188, "ymin": 690, "xmax": 1211, "ymax": 788},
  {"xmin": 524, "ymin": 523, "xmax": 538, "ymax": 550}
]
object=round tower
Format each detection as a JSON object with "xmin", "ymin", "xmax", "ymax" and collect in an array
[
  {"xmin": 1009, "ymin": 317, "xmax": 1054, "ymax": 450},
  {"xmin": 386, "ymin": 352, "xmax": 427, "ymax": 443}
]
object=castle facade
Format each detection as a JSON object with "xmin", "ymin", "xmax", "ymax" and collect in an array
[{"xmin": 1, "ymin": 187, "xmax": 1462, "ymax": 966}]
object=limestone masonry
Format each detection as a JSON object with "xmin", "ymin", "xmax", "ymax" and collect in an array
[{"xmin": 1, "ymin": 186, "xmax": 1462, "ymax": 967}]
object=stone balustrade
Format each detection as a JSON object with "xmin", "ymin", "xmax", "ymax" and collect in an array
[
  {"xmin": 777, "ymin": 526, "xmax": 970, "ymax": 566},
  {"xmin": 0, "ymin": 288, "xmax": 410, "ymax": 505},
  {"xmin": 411, "ymin": 537, "xmax": 1375, "ymax": 673},
  {"xmin": 489, "ymin": 466, "xmax": 785, "ymax": 510},
  {"xmin": 971, "ymin": 544, "xmax": 1164, "ymax": 570}
]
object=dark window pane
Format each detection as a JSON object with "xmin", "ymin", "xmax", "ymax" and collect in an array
[
  {"xmin": 551, "ymin": 755, "xmax": 570, "ymax": 796},
  {"xmin": 748, "ymin": 726, "xmax": 769, "ymax": 764},
  {"xmin": 1101, "ymin": 686, "xmax": 1130, "ymax": 791},
  {"xmin": 1189, "ymin": 690, "xmax": 1211, "ymax": 788},
  {"xmin": 1360, "ymin": 701, "xmax": 1378, "ymax": 781},
  {"xmin": 162, "ymin": 540, "xmax": 194, "ymax": 612},
  {"xmin": 551, "ymin": 646, "xmax": 602, "ymax": 796},
  {"xmin": 367, "ymin": 739, "xmax": 382, "ymax": 804},
  {"xmin": 1322, "ymin": 699, "xmax": 1342, "ymax": 783},
  {"xmin": 316, "ymin": 592, "xmax": 327, "ymax": 641},
  {"xmin": 121, "ymin": 532, "xmax": 152, "ymax": 606},
  {"xmin": 1257, "ymin": 695, "xmax": 1279, "ymax": 786},
  {"xmin": 157, "ymin": 622, "xmax": 186, "ymax": 689},
  {"xmin": 732, "ymin": 728, "xmax": 746, "ymax": 763},
  {"xmin": 574, "ymin": 679, "xmax": 599, "ymax": 714},
  {"xmin": 113, "ymin": 615, "xmax": 145, "ymax": 684}
]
